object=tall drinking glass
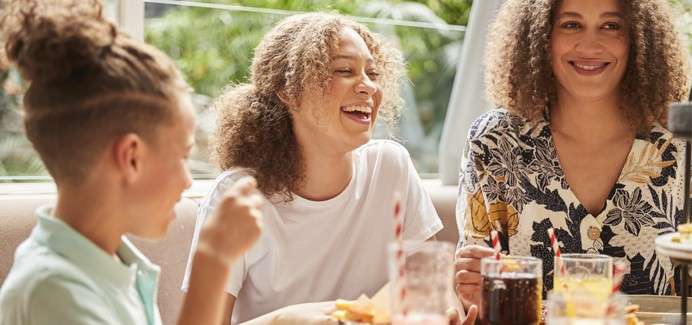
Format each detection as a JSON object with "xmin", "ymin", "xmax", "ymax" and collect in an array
[
  {"xmin": 481, "ymin": 256, "xmax": 543, "ymax": 325},
  {"xmin": 388, "ymin": 241, "xmax": 455, "ymax": 325},
  {"xmin": 553, "ymin": 254, "xmax": 613, "ymax": 301},
  {"xmin": 546, "ymin": 291, "xmax": 625, "ymax": 325}
]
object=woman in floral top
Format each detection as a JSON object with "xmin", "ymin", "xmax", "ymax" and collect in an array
[{"xmin": 454, "ymin": 0, "xmax": 690, "ymax": 312}]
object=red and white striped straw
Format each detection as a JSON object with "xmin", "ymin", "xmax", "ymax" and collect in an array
[
  {"xmin": 491, "ymin": 230, "xmax": 501, "ymax": 260},
  {"xmin": 611, "ymin": 261, "xmax": 627, "ymax": 294},
  {"xmin": 547, "ymin": 228, "xmax": 565, "ymax": 274},
  {"xmin": 393, "ymin": 192, "xmax": 407, "ymax": 314}
]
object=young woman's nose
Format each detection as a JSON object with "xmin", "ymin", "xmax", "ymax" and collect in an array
[
  {"xmin": 573, "ymin": 30, "xmax": 607, "ymax": 57},
  {"xmin": 355, "ymin": 73, "xmax": 377, "ymax": 95}
]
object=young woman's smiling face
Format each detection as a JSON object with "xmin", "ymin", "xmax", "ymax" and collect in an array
[
  {"xmin": 291, "ymin": 27, "xmax": 382, "ymax": 153},
  {"xmin": 550, "ymin": 0, "xmax": 630, "ymax": 102}
]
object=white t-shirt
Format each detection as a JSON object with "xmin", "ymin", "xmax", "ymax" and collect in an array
[{"xmin": 182, "ymin": 140, "xmax": 442, "ymax": 323}]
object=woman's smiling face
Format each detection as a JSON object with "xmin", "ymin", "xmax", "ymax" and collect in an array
[
  {"xmin": 550, "ymin": 0, "xmax": 630, "ymax": 102},
  {"xmin": 291, "ymin": 27, "xmax": 382, "ymax": 153}
]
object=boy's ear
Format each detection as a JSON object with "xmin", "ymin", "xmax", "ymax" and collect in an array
[{"xmin": 112, "ymin": 133, "xmax": 144, "ymax": 184}]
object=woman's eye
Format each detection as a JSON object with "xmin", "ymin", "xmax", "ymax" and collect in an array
[
  {"xmin": 335, "ymin": 68, "xmax": 352, "ymax": 75},
  {"xmin": 560, "ymin": 21, "xmax": 580, "ymax": 30},
  {"xmin": 603, "ymin": 22, "xmax": 621, "ymax": 30},
  {"xmin": 367, "ymin": 71, "xmax": 380, "ymax": 80}
]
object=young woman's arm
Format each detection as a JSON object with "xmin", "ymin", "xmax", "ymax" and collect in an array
[{"xmin": 239, "ymin": 302, "xmax": 337, "ymax": 325}]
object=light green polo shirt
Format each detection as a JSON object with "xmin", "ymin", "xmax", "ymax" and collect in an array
[{"xmin": 0, "ymin": 206, "xmax": 162, "ymax": 325}]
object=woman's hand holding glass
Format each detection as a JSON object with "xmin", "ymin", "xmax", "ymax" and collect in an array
[{"xmin": 454, "ymin": 245, "xmax": 495, "ymax": 311}]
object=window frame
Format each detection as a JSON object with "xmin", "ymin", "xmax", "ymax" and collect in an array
[
  {"xmin": 120, "ymin": 0, "xmax": 492, "ymax": 185},
  {"xmin": 0, "ymin": 0, "xmax": 493, "ymax": 185}
]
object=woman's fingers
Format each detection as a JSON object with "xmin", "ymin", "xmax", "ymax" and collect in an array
[
  {"xmin": 456, "ymin": 269, "xmax": 482, "ymax": 285},
  {"xmin": 455, "ymin": 257, "xmax": 482, "ymax": 273},
  {"xmin": 456, "ymin": 245, "xmax": 496, "ymax": 259}
]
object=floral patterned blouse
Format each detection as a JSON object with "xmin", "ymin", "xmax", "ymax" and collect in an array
[{"xmin": 456, "ymin": 109, "xmax": 686, "ymax": 295}]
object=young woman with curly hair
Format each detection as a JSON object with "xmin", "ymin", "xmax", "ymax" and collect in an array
[
  {"xmin": 454, "ymin": 0, "xmax": 690, "ymax": 312},
  {"xmin": 0, "ymin": 1, "xmax": 263, "ymax": 324},
  {"xmin": 181, "ymin": 12, "xmax": 472, "ymax": 325}
]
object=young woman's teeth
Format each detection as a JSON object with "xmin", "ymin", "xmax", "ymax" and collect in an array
[
  {"xmin": 341, "ymin": 106, "xmax": 371, "ymax": 114},
  {"xmin": 573, "ymin": 62, "xmax": 607, "ymax": 70}
]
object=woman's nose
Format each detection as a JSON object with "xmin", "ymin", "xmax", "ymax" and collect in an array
[
  {"xmin": 355, "ymin": 74, "xmax": 377, "ymax": 95},
  {"xmin": 574, "ymin": 32, "xmax": 606, "ymax": 56}
]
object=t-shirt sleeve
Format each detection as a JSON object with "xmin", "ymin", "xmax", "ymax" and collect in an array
[
  {"xmin": 392, "ymin": 143, "xmax": 443, "ymax": 241},
  {"xmin": 181, "ymin": 171, "xmax": 248, "ymax": 297},
  {"xmin": 27, "ymin": 275, "xmax": 113, "ymax": 325}
]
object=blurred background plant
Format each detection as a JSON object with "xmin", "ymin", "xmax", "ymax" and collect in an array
[
  {"xmin": 671, "ymin": 0, "xmax": 692, "ymax": 65},
  {"xmin": 144, "ymin": 0, "xmax": 472, "ymax": 176},
  {"xmin": 0, "ymin": 0, "xmax": 690, "ymax": 179}
]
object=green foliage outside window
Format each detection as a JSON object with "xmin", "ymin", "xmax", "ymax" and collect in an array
[
  {"xmin": 0, "ymin": 0, "xmax": 690, "ymax": 178},
  {"xmin": 144, "ymin": 0, "xmax": 473, "ymax": 174}
]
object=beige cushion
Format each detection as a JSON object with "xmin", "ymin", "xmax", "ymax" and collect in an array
[{"xmin": 0, "ymin": 182, "xmax": 458, "ymax": 323}]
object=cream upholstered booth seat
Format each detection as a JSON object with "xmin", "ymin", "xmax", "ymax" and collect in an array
[{"xmin": 0, "ymin": 180, "xmax": 459, "ymax": 325}]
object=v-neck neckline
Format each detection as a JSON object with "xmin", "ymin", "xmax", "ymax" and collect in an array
[{"xmin": 543, "ymin": 118, "xmax": 639, "ymax": 220}]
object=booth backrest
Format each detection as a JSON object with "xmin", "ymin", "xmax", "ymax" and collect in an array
[{"xmin": 0, "ymin": 183, "xmax": 459, "ymax": 324}]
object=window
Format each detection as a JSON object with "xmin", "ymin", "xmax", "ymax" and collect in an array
[
  {"xmin": 1, "ymin": 0, "xmax": 691, "ymax": 182},
  {"xmin": 143, "ymin": 0, "xmax": 470, "ymax": 178},
  {"xmin": 0, "ymin": 0, "xmax": 119, "ymax": 181}
]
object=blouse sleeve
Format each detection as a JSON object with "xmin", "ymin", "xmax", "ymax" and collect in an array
[
  {"xmin": 456, "ymin": 139, "xmax": 494, "ymax": 249},
  {"xmin": 455, "ymin": 111, "xmax": 519, "ymax": 251}
]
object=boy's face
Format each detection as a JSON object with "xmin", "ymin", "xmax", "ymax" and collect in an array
[{"xmin": 126, "ymin": 94, "xmax": 196, "ymax": 239}]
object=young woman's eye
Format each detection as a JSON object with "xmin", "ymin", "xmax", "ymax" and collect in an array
[
  {"xmin": 560, "ymin": 21, "xmax": 581, "ymax": 30},
  {"xmin": 367, "ymin": 71, "xmax": 380, "ymax": 80},
  {"xmin": 335, "ymin": 68, "xmax": 352, "ymax": 75},
  {"xmin": 603, "ymin": 22, "xmax": 621, "ymax": 30}
]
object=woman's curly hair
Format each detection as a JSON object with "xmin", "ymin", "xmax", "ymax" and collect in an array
[
  {"xmin": 486, "ymin": 0, "xmax": 690, "ymax": 130},
  {"xmin": 214, "ymin": 13, "xmax": 404, "ymax": 199}
]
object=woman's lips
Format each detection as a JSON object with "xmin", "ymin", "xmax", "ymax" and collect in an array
[
  {"xmin": 569, "ymin": 60, "xmax": 610, "ymax": 76},
  {"xmin": 341, "ymin": 105, "xmax": 372, "ymax": 125},
  {"xmin": 341, "ymin": 110, "xmax": 371, "ymax": 124}
]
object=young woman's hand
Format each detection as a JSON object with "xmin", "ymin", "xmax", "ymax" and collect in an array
[
  {"xmin": 197, "ymin": 176, "xmax": 264, "ymax": 266},
  {"xmin": 448, "ymin": 305, "xmax": 478, "ymax": 325},
  {"xmin": 239, "ymin": 301, "xmax": 337, "ymax": 325},
  {"xmin": 268, "ymin": 301, "xmax": 338, "ymax": 325},
  {"xmin": 454, "ymin": 245, "xmax": 495, "ymax": 311}
]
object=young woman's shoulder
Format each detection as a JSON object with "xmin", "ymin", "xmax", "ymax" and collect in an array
[
  {"xmin": 467, "ymin": 108, "xmax": 533, "ymax": 141},
  {"xmin": 358, "ymin": 139, "xmax": 411, "ymax": 165},
  {"xmin": 352, "ymin": 140, "xmax": 416, "ymax": 181},
  {"xmin": 199, "ymin": 169, "xmax": 261, "ymax": 215},
  {"xmin": 649, "ymin": 123, "xmax": 686, "ymax": 159},
  {"xmin": 208, "ymin": 169, "xmax": 256, "ymax": 196}
]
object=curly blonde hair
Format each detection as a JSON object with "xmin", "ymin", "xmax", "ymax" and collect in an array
[
  {"xmin": 214, "ymin": 13, "xmax": 404, "ymax": 199},
  {"xmin": 486, "ymin": 0, "xmax": 690, "ymax": 130}
]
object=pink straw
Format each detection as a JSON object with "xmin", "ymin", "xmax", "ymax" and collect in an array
[
  {"xmin": 547, "ymin": 228, "xmax": 565, "ymax": 274},
  {"xmin": 611, "ymin": 261, "xmax": 627, "ymax": 294},
  {"xmin": 393, "ymin": 192, "xmax": 407, "ymax": 314},
  {"xmin": 491, "ymin": 230, "xmax": 501, "ymax": 260}
]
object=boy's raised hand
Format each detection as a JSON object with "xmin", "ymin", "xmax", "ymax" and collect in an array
[{"xmin": 197, "ymin": 176, "xmax": 264, "ymax": 265}]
